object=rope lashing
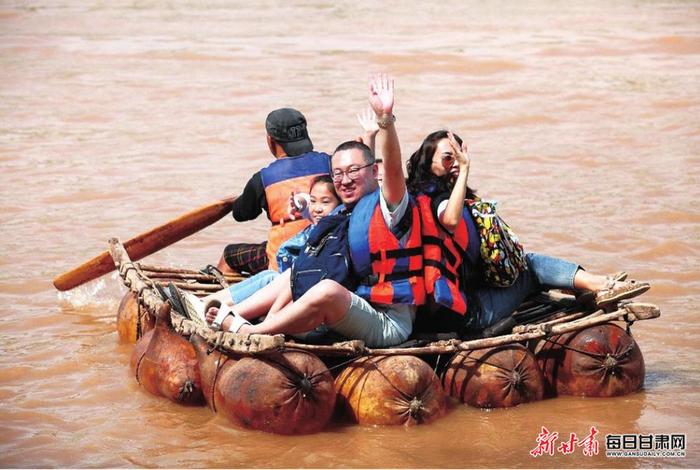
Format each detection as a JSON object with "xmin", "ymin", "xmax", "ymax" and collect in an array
[
  {"xmin": 209, "ymin": 352, "xmax": 227, "ymax": 413},
  {"xmin": 305, "ymin": 355, "xmax": 366, "ymax": 381},
  {"xmin": 136, "ymin": 286, "xmax": 149, "ymax": 339},
  {"xmin": 541, "ymin": 336, "xmax": 635, "ymax": 362}
]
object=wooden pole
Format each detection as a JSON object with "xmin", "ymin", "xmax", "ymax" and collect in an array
[
  {"xmin": 154, "ymin": 281, "xmax": 228, "ymax": 292},
  {"xmin": 139, "ymin": 264, "xmax": 246, "ymax": 280},
  {"xmin": 53, "ymin": 196, "xmax": 236, "ymax": 291},
  {"xmin": 366, "ymin": 303, "xmax": 661, "ymax": 356}
]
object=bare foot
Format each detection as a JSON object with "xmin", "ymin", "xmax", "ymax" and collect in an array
[{"xmin": 205, "ymin": 306, "xmax": 219, "ymax": 325}]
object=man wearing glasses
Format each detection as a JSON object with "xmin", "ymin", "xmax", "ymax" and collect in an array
[{"xmin": 211, "ymin": 74, "xmax": 424, "ymax": 348}]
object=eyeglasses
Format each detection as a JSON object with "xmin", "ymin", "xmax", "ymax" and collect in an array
[
  {"xmin": 441, "ymin": 154, "xmax": 455, "ymax": 166},
  {"xmin": 331, "ymin": 162, "xmax": 374, "ymax": 182}
]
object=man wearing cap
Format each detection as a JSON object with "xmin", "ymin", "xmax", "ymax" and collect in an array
[{"xmin": 217, "ymin": 108, "xmax": 330, "ymax": 274}]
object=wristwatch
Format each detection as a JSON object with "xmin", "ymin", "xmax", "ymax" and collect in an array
[{"xmin": 376, "ymin": 114, "xmax": 396, "ymax": 129}]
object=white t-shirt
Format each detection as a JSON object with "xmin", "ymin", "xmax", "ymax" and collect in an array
[
  {"xmin": 379, "ymin": 188, "xmax": 410, "ymax": 245},
  {"xmin": 436, "ymin": 199, "xmax": 455, "ymax": 232}
]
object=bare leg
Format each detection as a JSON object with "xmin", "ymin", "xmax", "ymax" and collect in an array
[
  {"xmin": 268, "ymin": 283, "xmax": 293, "ymax": 317},
  {"xmin": 573, "ymin": 269, "xmax": 609, "ymax": 291},
  {"xmin": 222, "ymin": 280, "xmax": 351, "ymax": 335},
  {"xmin": 233, "ymin": 270, "xmax": 292, "ymax": 321},
  {"xmin": 202, "ymin": 288, "xmax": 233, "ymax": 307},
  {"xmin": 205, "ymin": 270, "xmax": 292, "ymax": 325},
  {"xmin": 216, "ymin": 254, "xmax": 236, "ymax": 275}
]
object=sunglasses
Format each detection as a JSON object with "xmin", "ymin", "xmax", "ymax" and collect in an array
[{"xmin": 440, "ymin": 154, "xmax": 455, "ymax": 166}]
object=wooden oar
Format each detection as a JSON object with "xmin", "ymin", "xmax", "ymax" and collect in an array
[{"xmin": 53, "ymin": 196, "xmax": 237, "ymax": 291}]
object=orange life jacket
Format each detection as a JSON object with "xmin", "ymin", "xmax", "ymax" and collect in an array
[
  {"xmin": 415, "ymin": 193, "xmax": 470, "ymax": 315},
  {"xmin": 260, "ymin": 151, "xmax": 330, "ymax": 271},
  {"xmin": 348, "ymin": 189, "xmax": 426, "ymax": 306}
]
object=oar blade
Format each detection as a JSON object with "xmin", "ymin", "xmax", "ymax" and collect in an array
[{"xmin": 53, "ymin": 197, "xmax": 236, "ymax": 291}]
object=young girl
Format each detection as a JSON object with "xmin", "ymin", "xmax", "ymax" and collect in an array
[
  {"xmin": 406, "ymin": 130, "xmax": 650, "ymax": 335},
  {"xmin": 196, "ymin": 175, "xmax": 341, "ymax": 316}
]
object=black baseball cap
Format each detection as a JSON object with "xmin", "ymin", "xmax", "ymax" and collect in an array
[{"xmin": 265, "ymin": 108, "xmax": 314, "ymax": 156}]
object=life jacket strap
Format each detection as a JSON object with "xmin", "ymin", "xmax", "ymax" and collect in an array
[
  {"xmin": 361, "ymin": 269, "xmax": 423, "ymax": 286},
  {"xmin": 369, "ymin": 246, "xmax": 423, "ymax": 261},
  {"xmin": 423, "ymin": 259, "xmax": 458, "ymax": 284},
  {"xmin": 422, "ymin": 235, "xmax": 466, "ymax": 265},
  {"xmin": 422, "ymin": 235, "xmax": 442, "ymax": 246}
]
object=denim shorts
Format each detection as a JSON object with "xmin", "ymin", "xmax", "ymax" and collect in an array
[
  {"xmin": 327, "ymin": 293, "xmax": 416, "ymax": 348},
  {"xmin": 228, "ymin": 269, "xmax": 279, "ymax": 304}
]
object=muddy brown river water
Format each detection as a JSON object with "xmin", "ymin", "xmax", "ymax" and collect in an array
[{"xmin": 1, "ymin": 1, "xmax": 699, "ymax": 468}]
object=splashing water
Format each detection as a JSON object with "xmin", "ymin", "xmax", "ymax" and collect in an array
[{"xmin": 56, "ymin": 273, "xmax": 124, "ymax": 311}]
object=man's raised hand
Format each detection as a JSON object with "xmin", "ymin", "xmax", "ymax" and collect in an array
[{"xmin": 368, "ymin": 73, "xmax": 394, "ymax": 117}]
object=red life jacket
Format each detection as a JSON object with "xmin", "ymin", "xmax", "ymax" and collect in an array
[
  {"xmin": 348, "ymin": 190, "xmax": 425, "ymax": 306},
  {"xmin": 260, "ymin": 151, "xmax": 330, "ymax": 271},
  {"xmin": 415, "ymin": 193, "xmax": 469, "ymax": 315}
]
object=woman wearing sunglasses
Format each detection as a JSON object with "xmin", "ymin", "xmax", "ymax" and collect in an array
[{"xmin": 406, "ymin": 130, "xmax": 650, "ymax": 336}]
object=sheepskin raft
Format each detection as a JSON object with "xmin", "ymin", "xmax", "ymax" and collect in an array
[{"xmin": 108, "ymin": 238, "xmax": 660, "ymax": 434}]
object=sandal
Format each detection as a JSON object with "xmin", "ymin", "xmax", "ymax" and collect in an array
[
  {"xmin": 167, "ymin": 283, "xmax": 207, "ymax": 324},
  {"xmin": 210, "ymin": 303, "xmax": 232, "ymax": 330},
  {"xmin": 199, "ymin": 264, "xmax": 230, "ymax": 287},
  {"xmin": 166, "ymin": 282, "xmax": 187, "ymax": 316},
  {"xmin": 595, "ymin": 278, "xmax": 650, "ymax": 308},
  {"xmin": 154, "ymin": 283, "xmax": 170, "ymax": 302},
  {"xmin": 210, "ymin": 304, "xmax": 251, "ymax": 333},
  {"xmin": 227, "ymin": 314, "xmax": 251, "ymax": 333}
]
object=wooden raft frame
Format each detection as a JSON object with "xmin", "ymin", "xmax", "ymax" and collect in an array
[{"xmin": 108, "ymin": 238, "xmax": 661, "ymax": 357}]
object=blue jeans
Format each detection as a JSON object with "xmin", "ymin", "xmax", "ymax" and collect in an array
[
  {"xmin": 474, "ymin": 252, "xmax": 580, "ymax": 329},
  {"xmin": 228, "ymin": 269, "xmax": 280, "ymax": 304}
]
